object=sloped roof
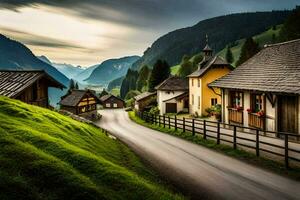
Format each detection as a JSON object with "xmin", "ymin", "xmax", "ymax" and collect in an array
[
  {"xmin": 0, "ymin": 70, "xmax": 64, "ymax": 98},
  {"xmin": 203, "ymin": 44, "xmax": 212, "ymax": 51},
  {"xmin": 188, "ymin": 56, "xmax": 232, "ymax": 77},
  {"xmin": 209, "ymin": 39, "xmax": 300, "ymax": 95},
  {"xmin": 163, "ymin": 92, "xmax": 189, "ymax": 102},
  {"xmin": 155, "ymin": 76, "xmax": 188, "ymax": 91},
  {"xmin": 100, "ymin": 94, "xmax": 124, "ymax": 103},
  {"xmin": 60, "ymin": 90, "xmax": 100, "ymax": 107},
  {"xmin": 134, "ymin": 92, "xmax": 156, "ymax": 102}
]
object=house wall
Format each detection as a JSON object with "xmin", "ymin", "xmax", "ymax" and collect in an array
[
  {"xmin": 189, "ymin": 66, "xmax": 231, "ymax": 116},
  {"xmin": 103, "ymin": 97, "xmax": 124, "ymax": 108},
  {"xmin": 201, "ymin": 67, "xmax": 231, "ymax": 116},
  {"xmin": 157, "ymin": 90, "xmax": 186, "ymax": 115}
]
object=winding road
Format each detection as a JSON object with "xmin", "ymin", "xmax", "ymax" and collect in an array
[{"xmin": 96, "ymin": 109, "xmax": 300, "ymax": 200}]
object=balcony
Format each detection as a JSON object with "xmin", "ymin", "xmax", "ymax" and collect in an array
[
  {"xmin": 228, "ymin": 108, "xmax": 243, "ymax": 124},
  {"xmin": 248, "ymin": 113, "xmax": 265, "ymax": 130}
]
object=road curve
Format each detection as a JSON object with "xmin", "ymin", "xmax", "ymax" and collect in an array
[{"xmin": 96, "ymin": 109, "xmax": 300, "ymax": 200}]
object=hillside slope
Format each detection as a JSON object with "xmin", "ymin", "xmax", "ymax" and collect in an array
[
  {"xmin": 132, "ymin": 10, "xmax": 290, "ymax": 70},
  {"xmin": 0, "ymin": 96, "xmax": 183, "ymax": 200},
  {"xmin": 85, "ymin": 56, "xmax": 140, "ymax": 85}
]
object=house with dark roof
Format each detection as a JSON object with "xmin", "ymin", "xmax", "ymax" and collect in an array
[
  {"xmin": 209, "ymin": 39, "xmax": 300, "ymax": 135},
  {"xmin": 0, "ymin": 70, "xmax": 65, "ymax": 108},
  {"xmin": 100, "ymin": 94, "xmax": 125, "ymax": 109},
  {"xmin": 155, "ymin": 76, "xmax": 189, "ymax": 115},
  {"xmin": 134, "ymin": 92, "xmax": 157, "ymax": 111},
  {"xmin": 59, "ymin": 89, "xmax": 101, "ymax": 119},
  {"xmin": 187, "ymin": 39, "xmax": 233, "ymax": 116}
]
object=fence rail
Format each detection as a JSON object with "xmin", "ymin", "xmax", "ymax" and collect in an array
[{"xmin": 136, "ymin": 111, "xmax": 300, "ymax": 169}]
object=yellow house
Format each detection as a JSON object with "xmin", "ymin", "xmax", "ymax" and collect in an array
[{"xmin": 187, "ymin": 43, "xmax": 233, "ymax": 116}]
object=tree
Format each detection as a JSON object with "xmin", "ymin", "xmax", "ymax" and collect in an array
[
  {"xmin": 148, "ymin": 60, "xmax": 170, "ymax": 92},
  {"xmin": 225, "ymin": 46, "xmax": 234, "ymax": 63},
  {"xmin": 99, "ymin": 89, "xmax": 108, "ymax": 97},
  {"xmin": 124, "ymin": 90, "xmax": 141, "ymax": 100},
  {"xmin": 279, "ymin": 7, "xmax": 300, "ymax": 42},
  {"xmin": 178, "ymin": 55, "xmax": 194, "ymax": 78},
  {"xmin": 69, "ymin": 79, "xmax": 75, "ymax": 90},
  {"xmin": 75, "ymin": 82, "xmax": 79, "ymax": 89},
  {"xmin": 236, "ymin": 37, "xmax": 259, "ymax": 66},
  {"xmin": 136, "ymin": 65, "xmax": 150, "ymax": 91},
  {"xmin": 120, "ymin": 69, "xmax": 139, "ymax": 99},
  {"xmin": 192, "ymin": 53, "xmax": 203, "ymax": 68}
]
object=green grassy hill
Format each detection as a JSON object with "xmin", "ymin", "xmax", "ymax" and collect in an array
[
  {"xmin": 171, "ymin": 25, "xmax": 282, "ymax": 73},
  {"xmin": 0, "ymin": 96, "xmax": 183, "ymax": 200}
]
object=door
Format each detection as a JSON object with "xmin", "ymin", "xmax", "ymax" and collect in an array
[
  {"xmin": 166, "ymin": 103, "xmax": 177, "ymax": 113},
  {"xmin": 278, "ymin": 96, "xmax": 298, "ymax": 134}
]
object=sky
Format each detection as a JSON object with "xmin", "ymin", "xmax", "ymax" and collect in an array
[{"xmin": 0, "ymin": 0, "xmax": 298, "ymax": 67}]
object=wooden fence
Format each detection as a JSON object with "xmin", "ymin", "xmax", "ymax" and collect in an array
[{"xmin": 136, "ymin": 111, "xmax": 300, "ymax": 169}]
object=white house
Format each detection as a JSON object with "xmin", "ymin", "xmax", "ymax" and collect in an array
[
  {"xmin": 155, "ymin": 76, "xmax": 189, "ymax": 115},
  {"xmin": 209, "ymin": 39, "xmax": 300, "ymax": 135}
]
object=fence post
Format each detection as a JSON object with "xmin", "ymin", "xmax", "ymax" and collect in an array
[
  {"xmin": 256, "ymin": 129, "xmax": 260, "ymax": 157},
  {"xmin": 183, "ymin": 117, "xmax": 185, "ymax": 133},
  {"xmin": 233, "ymin": 126, "xmax": 237, "ymax": 149},
  {"xmin": 192, "ymin": 119, "xmax": 195, "ymax": 136},
  {"xmin": 203, "ymin": 120, "xmax": 207, "ymax": 139},
  {"xmin": 175, "ymin": 115, "xmax": 177, "ymax": 131},
  {"xmin": 168, "ymin": 116, "xmax": 171, "ymax": 129},
  {"xmin": 285, "ymin": 134, "xmax": 289, "ymax": 169},
  {"xmin": 163, "ymin": 115, "xmax": 166, "ymax": 128},
  {"xmin": 158, "ymin": 115, "xmax": 161, "ymax": 126},
  {"xmin": 217, "ymin": 122, "xmax": 220, "ymax": 144}
]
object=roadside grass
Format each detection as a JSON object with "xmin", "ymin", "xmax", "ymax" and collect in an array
[
  {"xmin": 129, "ymin": 111, "xmax": 300, "ymax": 180},
  {"xmin": 0, "ymin": 96, "xmax": 185, "ymax": 200}
]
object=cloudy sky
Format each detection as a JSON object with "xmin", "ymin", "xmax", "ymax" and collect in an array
[{"xmin": 0, "ymin": 0, "xmax": 298, "ymax": 67}]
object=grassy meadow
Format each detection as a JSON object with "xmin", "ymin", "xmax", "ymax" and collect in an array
[{"xmin": 0, "ymin": 96, "xmax": 184, "ymax": 200}]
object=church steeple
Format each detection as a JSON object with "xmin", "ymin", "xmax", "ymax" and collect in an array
[{"xmin": 203, "ymin": 34, "xmax": 213, "ymax": 57}]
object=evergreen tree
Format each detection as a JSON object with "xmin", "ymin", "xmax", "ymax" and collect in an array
[
  {"xmin": 148, "ymin": 60, "xmax": 170, "ymax": 92},
  {"xmin": 75, "ymin": 82, "xmax": 79, "ymax": 89},
  {"xmin": 279, "ymin": 7, "xmax": 300, "ymax": 42},
  {"xmin": 69, "ymin": 79, "xmax": 75, "ymax": 90},
  {"xmin": 120, "ymin": 69, "xmax": 139, "ymax": 99},
  {"xmin": 225, "ymin": 46, "xmax": 234, "ymax": 63},
  {"xmin": 136, "ymin": 65, "xmax": 150, "ymax": 91},
  {"xmin": 178, "ymin": 55, "xmax": 194, "ymax": 78},
  {"xmin": 99, "ymin": 89, "xmax": 108, "ymax": 97},
  {"xmin": 236, "ymin": 37, "xmax": 259, "ymax": 66}
]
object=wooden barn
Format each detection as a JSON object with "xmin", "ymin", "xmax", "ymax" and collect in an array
[
  {"xmin": 59, "ymin": 90, "xmax": 101, "ymax": 119},
  {"xmin": 100, "ymin": 94, "xmax": 125, "ymax": 109},
  {"xmin": 0, "ymin": 70, "xmax": 65, "ymax": 107},
  {"xmin": 134, "ymin": 92, "xmax": 157, "ymax": 112}
]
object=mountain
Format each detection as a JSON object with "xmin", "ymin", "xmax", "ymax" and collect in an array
[
  {"xmin": 132, "ymin": 10, "xmax": 291, "ymax": 70},
  {"xmin": 107, "ymin": 76, "xmax": 125, "ymax": 91},
  {"xmin": 0, "ymin": 96, "xmax": 182, "ymax": 200},
  {"xmin": 0, "ymin": 34, "xmax": 69, "ymax": 106},
  {"xmin": 85, "ymin": 56, "xmax": 140, "ymax": 85},
  {"xmin": 37, "ymin": 56, "xmax": 84, "ymax": 79},
  {"xmin": 73, "ymin": 64, "xmax": 99, "ymax": 83}
]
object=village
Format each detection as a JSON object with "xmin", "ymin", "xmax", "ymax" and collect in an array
[{"xmin": 0, "ymin": 3, "xmax": 300, "ymax": 200}]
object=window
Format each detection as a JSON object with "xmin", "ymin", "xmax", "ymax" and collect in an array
[
  {"xmin": 106, "ymin": 103, "xmax": 111, "ymax": 108},
  {"xmin": 211, "ymin": 98, "xmax": 217, "ymax": 106},
  {"xmin": 251, "ymin": 94, "xmax": 264, "ymax": 112},
  {"xmin": 113, "ymin": 103, "xmax": 118, "ymax": 108},
  {"xmin": 192, "ymin": 79, "xmax": 194, "ymax": 87},
  {"xmin": 198, "ymin": 79, "xmax": 200, "ymax": 87},
  {"xmin": 192, "ymin": 94, "xmax": 194, "ymax": 105},
  {"xmin": 230, "ymin": 91, "xmax": 243, "ymax": 108},
  {"xmin": 198, "ymin": 96, "xmax": 201, "ymax": 109}
]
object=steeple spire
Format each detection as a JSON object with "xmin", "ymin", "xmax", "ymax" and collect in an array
[{"xmin": 203, "ymin": 34, "xmax": 213, "ymax": 57}]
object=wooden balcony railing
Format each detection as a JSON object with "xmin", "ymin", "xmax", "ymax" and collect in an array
[
  {"xmin": 228, "ymin": 108, "xmax": 243, "ymax": 124},
  {"xmin": 248, "ymin": 113, "xmax": 265, "ymax": 130}
]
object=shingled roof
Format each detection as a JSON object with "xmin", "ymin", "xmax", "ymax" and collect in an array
[
  {"xmin": 134, "ymin": 92, "xmax": 156, "ymax": 102},
  {"xmin": 209, "ymin": 39, "xmax": 300, "ymax": 95},
  {"xmin": 188, "ymin": 56, "xmax": 233, "ymax": 77},
  {"xmin": 60, "ymin": 90, "xmax": 100, "ymax": 107},
  {"xmin": 99, "ymin": 94, "xmax": 124, "ymax": 103},
  {"xmin": 155, "ymin": 76, "xmax": 188, "ymax": 91},
  {"xmin": 0, "ymin": 70, "xmax": 64, "ymax": 98}
]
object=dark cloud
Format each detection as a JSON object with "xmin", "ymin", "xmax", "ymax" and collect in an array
[
  {"xmin": 0, "ymin": 0, "xmax": 298, "ymax": 30},
  {"xmin": 0, "ymin": 26, "xmax": 86, "ymax": 50}
]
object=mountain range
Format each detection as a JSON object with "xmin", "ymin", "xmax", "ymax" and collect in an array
[
  {"xmin": 38, "ymin": 55, "xmax": 84, "ymax": 79},
  {"xmin": 132, "ymin": 10, "xmax": 291, "ymax": 70},
  {"xmin": 84, "ymin": 56, "xmax": 140, "ymax": 85}
]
